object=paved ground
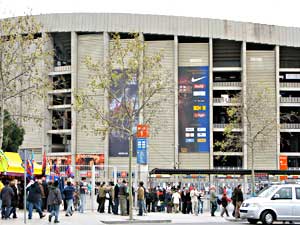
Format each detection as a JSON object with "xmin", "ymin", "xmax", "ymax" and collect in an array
[{"xmin": 1, "ymin": 210, "xmax": 246, "ymax": 225}]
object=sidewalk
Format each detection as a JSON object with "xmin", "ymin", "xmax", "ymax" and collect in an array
[{"xmin": 1, "ymin": 210, "xmax": 236, "ymax": 224}]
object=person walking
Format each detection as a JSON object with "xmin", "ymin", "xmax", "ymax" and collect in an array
[
  {"xmin": 181, "ymin": 187, "xmax": 188, "ymax": 214},
  {"xmin": 137, "ymin": 181, "xmax": 145, "ymax": 216},
  {"xmin": 27, "ymin": 180, "xmax": 46, "ymax": 220},
  {"xmin": 42, "ymin": 177, "xmax": 49, "ymax": 211},
  {"xmin": 0, "ymin": 180, "xmax": 4, "ymax": 211},
  {"xmin": 234, "ymin": 184, "xmax": 244, "ymax": 219},
  {"xmin": 48, "ymin": 180, "xmax": 63, "ymax": 223},
  {"xmin": 118, "ymin": 180, "xmax": 128, "ymax": 216},
  {"xmin": 172, "ymin": 189, "xmax": 181, "ymax": 213},
  {"xmin": 38, "ymin": 179, "xmax": 46, "ymax": 212},
  {"xmin": 197, "ymin": 189, "xmax": 204, "ymax": 214},
  {"xmin": 97, "ymin": 182, "xmax": 106, "ymax": 213},
  {"xmin": 107, "ymin": 182, "xmax": 114, "ymax": 214},
  {"xmin": 63, "ymin": 181, "xmax": 75, "ymax": 217},
  {"xmin": 209, "ymin": 185, "xmax": 218, "ymax": 217},
  {"xmin": 112, "ymin": 181, "xmax": 119, "ymax": 215},
  {"xmin": 190, "ymin": 186, "xmax": 199, "ymax": 216},
  {"xmin": 78, "ymin": 177, "xmax": 87, "ymax": 213},
  {"xmin": 9, "ymin": 180, "xmax": 18, "ymax": 219},
  {"xmin": 1, "ymin": 181, "xmax": 14, "ymax": 219},
  {"xmin": 220, "ymin": 193, "xmax": 230, "ymax": 217}
]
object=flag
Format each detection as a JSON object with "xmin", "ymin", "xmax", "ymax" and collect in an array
[
  {"xmin": 26, "ymin": 159, "xmax": 33, "ymax": 178},
  {"xmin": 53, "ymin": 163, "xmax": 60, "ymax": 175},
  {"xmin": 42, "ymin": 151, "xmax": 47, "ymax": 176},
  {"xmin": 31, "ymin": 151, "xmax": 34, "ymax": 175},
  {"xmin": 65, "ymin": 165, "xmax": 71, "ymax": 177}
]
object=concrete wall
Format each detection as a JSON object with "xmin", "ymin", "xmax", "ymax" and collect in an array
[
  {"xmin": 246, "ymin": 51, "xmax": 277, "ymax": 169},
  {"xmin": 77, "ymin": 34, "xmax": 105, "ymax": 154}
]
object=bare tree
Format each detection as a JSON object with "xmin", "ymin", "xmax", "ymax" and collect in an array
[
  {"xmin": 0, "ymin": 15, "xmax": 53, "ymax": 148},
  {"xmin": 214, "ymin": 85, "xmax": 277, "ymax": 195},
  {"xmin": 74, "ymin": 33, "xmax": 172, "ymax": 220}
]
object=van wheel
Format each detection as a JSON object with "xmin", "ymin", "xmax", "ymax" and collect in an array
[
  {"xmin": 247, "ymin": 219, "xmax": 258, "ymax": 224},
  {"xmin": 261, "ymin": 210, "xmax": 275, "ymax": 224}
]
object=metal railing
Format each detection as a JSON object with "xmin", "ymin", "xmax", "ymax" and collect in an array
[
  {"xmin": 213, "ymin": 123, "xmax": 242, "ymax": 129},
  {"xmin": 280, "ymin": 97, "xmax": 300, "ymax": 103},
  {"xmin": 280, "ymin": 82, "xmax": 300, "ymax": 88},
  {"xmin": 213, "ymin": 98, "xmax": 240, "ymax": 104},
  {"xmin": 213, "ymin": 82, "xmax": 242, "ymax": 87},
  {"xmin": 280, "ymin": 123, "xmax": 300, "ymax": 129},
  {"xmin": 53, "ymin": 65, "xmax": 71, "ymax": 72}
]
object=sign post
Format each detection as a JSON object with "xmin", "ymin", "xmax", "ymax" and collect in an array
[{"xmin": 136, "ymin": 124, "xmax": 149, "ymax": 186}]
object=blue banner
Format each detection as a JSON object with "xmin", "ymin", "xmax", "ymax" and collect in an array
[
  {"xmin": 178, "ymin": 66, "xmax": 210, "ymax": 153},
  {"xmin": 137, "ymin": 138, "xmax": 148, "ymax": 164}
]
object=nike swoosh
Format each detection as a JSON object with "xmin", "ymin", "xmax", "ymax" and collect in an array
[{"xmin": 191, "ymin": 76, "xmax": 206, "ymax": 82}]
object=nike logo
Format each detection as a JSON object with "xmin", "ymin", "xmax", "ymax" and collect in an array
[{"xmin": 191, "ymin": 76, "xmax": 206, "ymax": 82}]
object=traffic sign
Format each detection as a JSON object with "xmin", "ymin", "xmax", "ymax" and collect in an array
[{"xmin": 137, "ymin": 124, "xmax": 149, "ymax": 138}]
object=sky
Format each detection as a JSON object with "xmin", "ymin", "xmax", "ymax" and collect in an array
[{"xmin": 1, "ymin": 0, "xmax": 300, "ymax": 28}]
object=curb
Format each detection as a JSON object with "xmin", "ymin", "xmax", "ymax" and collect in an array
[
  {"xmin": 100, "ymin": 220, "xmax": 172, "ymax": 224},
  {"xmin": 225, "ymin": 218, "xmax": 246, "ymax": 222}
]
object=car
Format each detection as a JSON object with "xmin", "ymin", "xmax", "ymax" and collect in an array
[{"xmin": 240, "ymin": 184, "xmax": 300, "ymax": 224}]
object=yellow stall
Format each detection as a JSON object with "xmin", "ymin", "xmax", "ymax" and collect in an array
[{"xmin": 0, "ymin": 151, "xmax": 50, "ymax": 176}]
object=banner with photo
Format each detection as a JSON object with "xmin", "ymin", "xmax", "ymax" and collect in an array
[
  {"xmin": 109, "ymin": 70, "xmax": 138, "ymax": 157},
  {"xmin": 178, "ymin": 66, "xmax": 210, "ymax": 153},
  {"xmin": 75, "ymin": 154, "xmax": 104, "ymax": 168}
]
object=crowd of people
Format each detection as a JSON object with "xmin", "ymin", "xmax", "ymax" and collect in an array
[
  {"xmin": 98, "ymin": 180, "xmax": 245, "ymax": 218},
  {"xmin": 0, "ymin": 176, "xmax": 246, "ymax": 223}
]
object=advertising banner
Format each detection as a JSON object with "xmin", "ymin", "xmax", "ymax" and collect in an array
[
  {"xmin": 75, "ymin": 154, "xmax": 104, "ymax": 167},
  {"xmin": 109, "ymin": 70, "xmax": 138, "ymax": 157},
  {"xmin": 178, "ymin": 66, "xmax": 210, "ymax": 153}
]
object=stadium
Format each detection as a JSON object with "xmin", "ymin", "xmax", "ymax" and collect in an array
[{"xmin": 6, "ymin": 13, "xmax": 300, "ymax": 182}]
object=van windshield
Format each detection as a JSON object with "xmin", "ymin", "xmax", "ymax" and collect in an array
[{"xmin": 257, "ymin": 186, "xmax": 278, "ymax": 198}]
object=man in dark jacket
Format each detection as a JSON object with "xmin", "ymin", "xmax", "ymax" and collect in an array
[
  {"xmin": 234, "ymin": 184, "xmax": 244, "ymax": 219},
  {"xmin": 9, "ymin": 180, "xmax": 18, "ymax": 219},
  {"xmin": 48, "ymin": 181, "xmax": 62, "ymax": 223},
  {"xmin": 118, "ymin": 180, "xmax": 127, "ymax": 216},
  {"xmin": 1, "ymin": 181, "xmax": 14, "ymax": 219},
  {"xmin": 63, "ymin": 181, "xmax": 75, "ymax": 217},
  {"xmin": 113, "ymin": 181, "xmax": 119, "ymax": 215},
  {"xmin": 27, "ymin": 180, "xmax": 45, "ymax": 220}
]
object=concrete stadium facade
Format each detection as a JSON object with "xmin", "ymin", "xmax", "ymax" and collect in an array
[{"xmin": 13, "ymin": 13, "xmax": 300, "ymax": 180}]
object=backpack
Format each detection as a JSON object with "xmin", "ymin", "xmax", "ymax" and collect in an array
[{"xmin": 217, "ymin": 197, "xmax": 222, "ymax": 205}]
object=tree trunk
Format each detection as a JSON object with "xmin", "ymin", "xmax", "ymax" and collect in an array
[
  {"xmin": 128, "ymin": 134, "xmax": 133, "ymax": 221},
  {"xmin": 251, "ymin": 146, "xmax": 255, "ymax": 196},
  {"xmin": 0, "ymin": 98, "xmax": 4, "ymax": 149}
]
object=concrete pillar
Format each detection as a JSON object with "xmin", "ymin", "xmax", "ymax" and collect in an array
[
  {"xmin": 174, "ymin": 35, "xmax": 179, "ymax": 170},
  {"xmin": 42, "ymin": 32, "xmax": 53, "ymax": 157},
  {"xmin": 209, "ymin": 38, "xmax": 214, "ymax": 183},
  {"xmin": 275, "ymin": 45, "xmax": 280, "ymax": 170},
  {"xmin": 71, "ymin": 31, "xmax": 78, "ymax": 171},
  {"xmin": 103, "ymin": 32, "xmax": 110, "ymax": 183},
  {"xmin": 242, "ymin": 41, "xmax": 247, "ymax": 170}
]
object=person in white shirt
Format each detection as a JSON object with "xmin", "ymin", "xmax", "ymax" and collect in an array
[
  {"xmin": 190, "ymin": 186, "xmax": 199, "ymax": 216},
  {"xmin": 171, "ymin": 190, "xmax": 181, "ymax": 213}
]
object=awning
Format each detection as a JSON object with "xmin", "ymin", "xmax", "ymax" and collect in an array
[
  {"xmin": 0, "ymin": 150, "xmax": 8, "ymax": 172},
  {"xmin": 4, "ymin": 152, "xmax": 24, "ymax": 173},
  {"xmin": 1, "ymin": 152, "xmax": 50, "ymax": 176}
]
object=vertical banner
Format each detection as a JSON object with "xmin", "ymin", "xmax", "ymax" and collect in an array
[
  {"xmin": 178, "ymin": 66, "xmax": 210, "ymax": 153},
  {"xmin": 279, "ymin": 155, "xmax": 288, "ymax": 181},
  {"xmin": 109, "ymin": 70, "xmax": 138, "ymax": 157},
  {"xmin": 137, "ymin": 138, "xmax": 148, "ymax": 164}
]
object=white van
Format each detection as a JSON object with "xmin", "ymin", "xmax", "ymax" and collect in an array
[{"xmin": 240, "ymin": 184, "xmax": 300, "ymax": 224}]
